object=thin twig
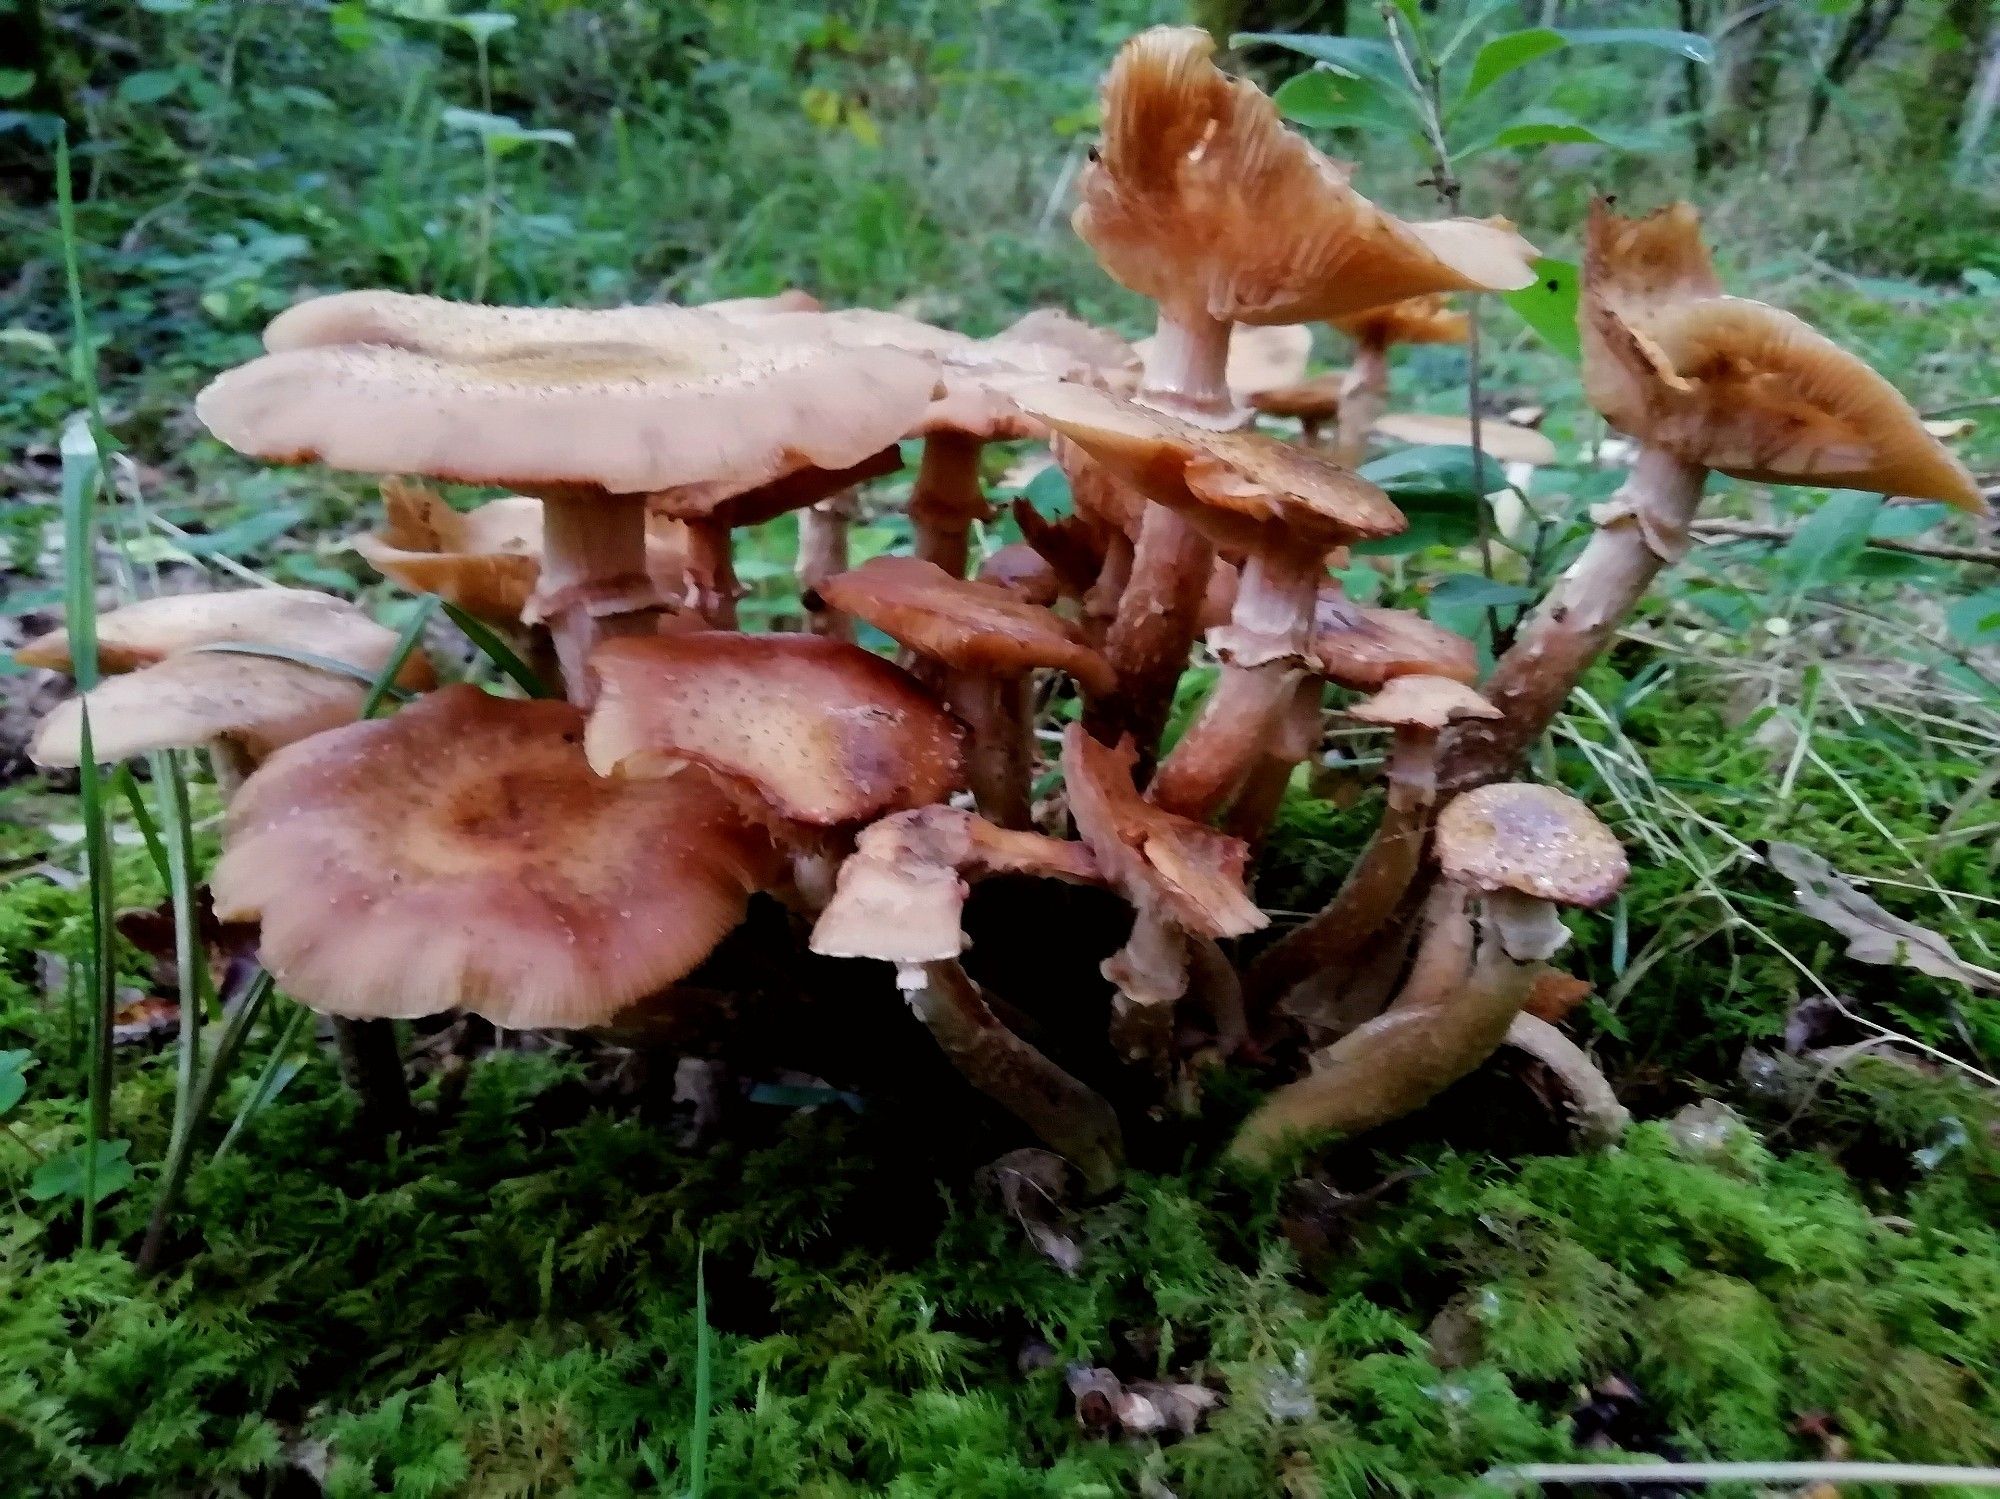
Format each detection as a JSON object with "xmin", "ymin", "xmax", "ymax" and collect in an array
[{"xmin": 1691, "ymin": 517, "xmax": 2000, "ymax": 568}]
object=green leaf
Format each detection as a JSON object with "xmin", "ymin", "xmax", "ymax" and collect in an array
[
  {"xmin": 1020, "ymin": 464, "xmax": 1072, "ymax": 515},
  {"xmin": 1946, "ymin": 586, "xmax": 2000, "ymax": 647},
  {"xmin": 450, "ymin": 11, "xmax": 517, "ymax": 44},
  {"xmin": 31, "ymin": 1139, "xmax": 134, "ymax": 1205},
  {"xmin": 1463, "ymin": 28, "xmax": 1566, "ymax": 100},
  {"xmin": 1361, "ymin": 443, "xmax": 1507, "ymax": 500},
  {"xmin": 1782, "ymin": 490, "xmax": 1881, "ymax": 587},
  {"xmin": 1428, "ymin": 572, "xmax": 1534, "ymax": 608},
  {"xmin": 1551, "ymin": 27, "xmax": 1714, "ymax": 65},
  {"xmin": 116, "ymin": 69, "xmax": 184, "ymax": 106},
  {"xmin": 1869, "ymin": 501, "xmax": 1951, "ymax": 538},
  {"xmin": 1501, "ymin": 257, "xmax": 1581, "ymax": 361},
  {"xmin": 441, "ymin": 602, "xmax": 558, "ymax": 698},
  {"xmin": 176, "ymin": 505, "xmax": 305, "ymax": 558},
  {"xmin": 0, "ymin": 70, "xmax": 34, "ymax": 102},
  {"xmin": 1232, "ymin": 32, "xmax": 1416, "ymax": 100},
  {"xmin": 1274, "ymin": 71, "xmax": 1413, "ymax": 138},
  {"xmin": 0, "ymin": 1049, "xmax": 32, "ymax": 1114}
]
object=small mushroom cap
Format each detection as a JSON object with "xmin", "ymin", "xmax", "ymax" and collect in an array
[
  {"xmin": 1061, "ymin": 725, "xmax": 1267, "ymax": 939},
  {"xmin": 30, "ymin": 653, "xmax": 368, "ymax": 767},
  {"xmin": 1015, "ymin": 379, "xmax": 1406, "ymax": 552},
  {"xmin": 1582, "ymin": 201, "xmax": 1984, "ymax": 509},
  {"xmin": 1076, "ymin": 28, "xmax": 1536, "ymax": 325},
  {"xmin": 353, "ymin": 481, "xmax": 544, "ymax": 621},
  {"xmin": 1333, "ymin": 294, "xmax": 1469, "ymax": 350},
  {"xmin": 586, "ymin": 632, "xmax": 966, "ymax": 827},
  {"xmin": 648, "ymin": 444, "xmax": 902, "ymax": 526},
  {"xmin": 198, "ymin": 317, "xmax": 939, "ymax": 499},
  {"xmin": 977, "ymin": 543, "xmax": 1062, "ymax": 605},
  {"xmin": 809, "ymin": 805, "xmax": 1101, "ymax": 963},
  {"xmin": 213, "ymin": 685, "xmax": 776, "ymax": 1027},
  {"xmin": 817, "ymin": 556, "xmax": 1115, "ymax": 695},
  {"xmin": 1249, "ymin": 373, "xmax": 1345, "ymax": 422},
  {"xmin": 1312, "ymin": 586, "xmax": 1478, "ymax": 687},
  {"xmin": 703, "ymin": 288, "xmax": 824, "ymax": 316},
  {"xmin": 1436, "ymin": 782, "xmax": 1629, "ymax": 907},
  {"xmin": 1371, "ymin": 411, "xmax": 1558, "ymax": 467},
  {"xmin": 1350, "ymin": 674, "xmax": 1500, "ymax": 730},
  {"xmin": 17, "ymin": 587, "xmax": 432, "ymax": 688}
]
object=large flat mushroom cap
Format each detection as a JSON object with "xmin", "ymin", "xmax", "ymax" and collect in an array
[
  {"xmin": 1075, "ymin": 27, "xmax": 1537, "ymax": 325},
  {"xmin": 1351, "ymin": 674, "xmax": 1500, "ymax": 729},
  {"xmin": 197, "ymin": 319, "xmax": 941, "ymax": 499},
  {"xmin": 1312, "ymin": 586, "xmax": 1478, "ymax": 687},
  {"xmin": 31, "ymin": 653, "xmax": 369, "ymax": 766},
  {"xmin": 1061, "ymin": 725, "xmax": 1266, "ymax": 939},
  {"xmin": 1582, "ymin": 202, "xmax": 1984, "ymax": 510},
  {"xmin": 817, "ymin": 556, "xmax": 1116, "ymax": 695},
  {"xmin": 1015, "ymin": 379, "xmax": 1406, "ymax": 550},
  {"xmin": 1372, "ymin": 411, "xmax": 1558, "ymax": 467},
  {"xmin": 1334, "ymin": 294, "xmax": 1470, "ymax": 349},
  {"xmin": 264, "ymin": 290, "xmax": 720, "ymax": 356},
  {"xmin": 1436, "ymin": 782, "xmax": 1629, "ymax": 908},
  {"xmin": 213, "ymin": 685, "xmax": 776, "ymax": 1028},
  {"xmin": 17, "ymin": 587, "xmax": 432, "ymax": 688},
  {"xmin": 586, "ymin": 632, "xmax": 966, "ymax": 826}
]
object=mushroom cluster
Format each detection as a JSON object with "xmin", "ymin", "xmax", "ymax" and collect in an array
[{"xmin": 24, "ymin": 25, "xmax": 1986, "ymax": 1189}]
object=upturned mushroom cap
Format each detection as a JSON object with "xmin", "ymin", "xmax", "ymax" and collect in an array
[
  {"xmin": 1581, "ymin": 201, "xmax": 1984, "ymax": 509},
  {"xmin": 1371, "ymin": 411, "xmax": 1558, "ymax": 467},
  {"xmin": 1333, "ymin": 294, "xmax": 1469, "ymax": 350},
  {"xmin": 817, "ymin": 556, "xmax": 1116, "ymax": 695},
  {"xmin": 198, "ymin": 314, "xmax": 940, "ymax": 499},
  {"xmin": 1350, "ymin": 674, "xmax": 1500, "ymax": 730},
  {"xmin": 1015, "ymin": 379, "xmax": 1405, "ymax": 552},
  {"xmin": 586, "ymin": 632, "xmax": 965, "ymax": 826},
  {"xmin": 1075, "ymin": 28, "xmax": 1537, "ymax": 325},
  {"xmin": 810, "ymin": 805, "xmax": 1102, "ymax": 963},
  {"xmin": 17, "ymin": 587, "xmax": 432, "ymax": 688},
  {"xmin": 212, "ymin": 685, "xmax": 777, "ymax": 1027},
  {"xmin": 353, "ymin": 480, "xmax": 544, "ymax": 621},
  {"xmin": 1436, "ymin": 782, "xmax": 1629, "ymax": 908},
  {"xmin": 1249, "ymin": 373, "xmax": 1344, "ymax": 423},
  {"xmin": 30, "ymin": 653, "xmax": 370, "ymax": 767},
  {"xmin": 1061, "ymin": 726, "xmax": 1267, "ymax": 939},
  {"xmin": 977, "ymin": 543, "xmax": 1062, "ymax": 606},
  {"xmin": 1312, "ymin": 586, "xmax": 1479, "ymax": 687}
]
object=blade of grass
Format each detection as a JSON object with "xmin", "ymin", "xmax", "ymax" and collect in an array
[
  {"xmin": 112, "ymin": 764, "xmax": 169, "ymax": 882},
  {"xmin": 362, "ymin": 596, "xmax": 439, "ymax": 717},
  {"xmin": 442, "ymin": 601, "xmax": 556, "ymax": 698},
  {"xmin": 147, "ymin": 748, "xmax": 204, "ymax": 1163},
  {"xmin": 212, "ymin": 995, "xmax": 311, "ymax": 1163},
  {"xmin": 688, "ymin": 1246, "xmax": 712, "ymax": 1499},
  {"xmin": 186, "ymin": 641, "xmax": 416, "ymax": 697}
]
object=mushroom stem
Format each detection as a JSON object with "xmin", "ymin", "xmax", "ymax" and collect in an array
[
  {"xmin": 1140, "ymin": 306, "xmax": 1237, "ymax": 425},
  {"xmin": 682, "ymin": 517, "xmax": 741, "ymax": 629},
  {"xmin": 1298, "ymin": 414, "xmax": 1324, "ymax": 450},
  {"xmin": 947, "ymin": 671, "xmax": 1035, "ymax": 830},
  {"xmin": 1229, "ymin": 887, "xmax": 1534, "ymax": 1164},
  {"xmin": 1185, "ymin": 931, "xmax": 1248, "ymax": 1057},
  {"xmin": 534, "ymin": 491, "xmax": 656, "ymax": 704},
  {"xmin": 1334, "ymin": 340, "xmax": 1389, "ymax": 468},
  {"xmin": 208, "ymin": 740, "xmax": 256, "ymax": 800},
  {"xmin": 332, "ymin": 1016, "xmax": 412, "ymax": 1134},
  {"xmin": 798, "ymin": 489, "xmax": 856, "ymax": 640},
  {"xmin": 1081, "ymin": 531, "xmax": 1133, "ymax": 650},
  {"xmin": 1440, "ymin": 446, "xmax": 1708, "ymax": 790},
  {"xmin": 1504, "ymin": 1013, "xmax": 1631, "ymax": 1146},
  {"xmin": 1104, "ymin": 906, "xmax": 1188, "ymax": 1076},
  {"xmin": 1220, "ymin": 678, "xmax": 1319, "ymax": 848},
  {"xmin": 910, "ymin": 433, "xmax": 989, "ymax": 578},
  {"xmin": 900, "ymin": 959, "xmax": 1124, "ymax": 1193},
  {"xmin": 1089, "ymin": 503, "xmax": 1214, "ymax": 768}
]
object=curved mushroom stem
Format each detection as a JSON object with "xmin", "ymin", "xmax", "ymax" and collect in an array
[
  {"xmin": 1333, "ymin": 340, "xmax": 1389, "ymax": 468},
  {"xmin": 208, "ymin": 739, "xmax": 256, "ymax": 800},
  {"xmin": 1229, "ymin": 885, "xmax": 1536, "ymax": 1165},
  {"xmin": 910, "ymin": 433, "xmax": 989, "ymax": 578},
  {"xmin": 798, "ymin": 489, "xmax": 856, "ymax": 640},
  {"xmin": 533, "ymin": 490, "xmax": 657, "ymax": 704},
  {"xmin": 1185, "ymin": 931, "xmax": 1248, "ymax": 1057},
  {"xmin": 333, "ymin": 1014, "xmax": 412, "ymax": 1136},
  {"xmin": 1504, "ymin": 1013, "xmax": 1630, "ymax": 1146},
  {"xmin": 680, "ymin": 517, "xmax": 741, "ymax": 629},
  {"xmin": 900, "ymin": 959, "xmax": 1124, "ymax": 1193},
  {"xmin": 1220, "ymin": 678, "xmax": 1320, "ymax": 850},
  {"xmin": 1441, "ymin": 446, "xmax": 1708, "ymax": 791},
  {"xmin": 1081, "ymin": 531, "xmax": 1133, "ymax": 651},
  {"xmin": 1298, "ymin": 414, "xmax": 1325, "ymax": 450},
  {"xmin": 1141, "ymin": 306, "xmax": 1237, "ymax": 426},
  {"xmin": 1104, "ymin": 905, "xmax": 1188, "ymax": 1079},
  {"xmin": 948, "ymin": 671, "xmax": 1035, "ymax": 830}
]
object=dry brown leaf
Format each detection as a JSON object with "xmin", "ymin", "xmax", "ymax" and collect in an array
[{"xmin": 1767, "ymin": 841, "xmax": 2000, "ymax": 993}]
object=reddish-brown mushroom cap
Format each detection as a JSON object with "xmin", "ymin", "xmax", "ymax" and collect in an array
[
  {"xmin": 977, "ymin": 543, "xmax": 1062, "ymax": 606},
  {"xmin": 1350, "ymin": 675, "xmax": 1500, "ymax": 730},
  {"xmin": 817, "ymin": 557, "xmax": 1115, "ymax": 695},
  {"xmin": 1249, "ymin": 374, "xmax": 1345, "ymax": 423},
  {"xmin": 585, "ymin": 632, "xmax": 966, "ymax": 826},
  {"xmin": 1436, "ymin": 782, "xmax": 1629, "ymax": 908},
  {"xmin": 1581, "ymin": 201, "xmax": 1984, "ymax": 509},
  {"xmin": 1311, "ymin": 586, "xmax": 1479, "ymax": 688},
  {"xmin": 1333, "ymin": 295, "xmax": 1469, "ymax": 350},
  {"xmin": 1061, "ymin": 725, "xmax": 1266, "ymax": 939},
  {"xmin": 212, "ymin": 685, "xmax": 777, "ymax": 1027}
]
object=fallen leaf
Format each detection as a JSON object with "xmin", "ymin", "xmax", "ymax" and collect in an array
[
  {"xmin": 979, "ymin": 1148, "xmax": 1083, "ymax": 1276},
  {"xmin": 1065, "ymin": 1365, "xmax": 1220, "ymax": 1440},
  {"xmin": 1767, "ymin": 841, "xmax": 2000, "ymax": 992}
]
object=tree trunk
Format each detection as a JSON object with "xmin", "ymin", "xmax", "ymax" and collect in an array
[
  {"xmin": 1800, "ymin": 0, "xmax": 1912, "ymax": 151},
  {"xmin": 1903, "ymin": 0, "xmax": 1995, "ymax": 162}
]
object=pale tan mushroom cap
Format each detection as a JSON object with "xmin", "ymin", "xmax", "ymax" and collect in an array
[
  {"xmin": 198, "ymin": 318, "xmax": 940, "ymax": 499},
  {"xmin": 263, "ymin": 290, "xmax": 731, "ymax": 356},
  {"xmin": 1333, "ymin": 294, "xmax": 1469, "ymax": 350},
  {"xmin": 1015, "ymin": 379, "xmax": 1405, "ymax": 552},
  {"xmin": 17, "ymin": 587, "xmax": 432, "ymax": 688},
  {"xmin": 586, "ymin": 632, "xmax": 966, "ymax": 826},
  {"xmin": 1436, "ymin": 782, "xmax": 1629, "ymax": 907},
  {"xmin": 1371, "ymin": 412, "xmax": 1559, "ymax": 467},
  {"xmin": 1061, "ymin": 725, "xmax": 1266, "ymax": 939},
  {"xmin": 1075, "ymin": 28, "xmax": 1536, "ymax": 325},
  {"xmin": 30, "ymin": 654, "xmax": 369, "ymax": 767},
  {"xmin": 991, "ymin": 309, "xmax": 1140, "ymax": 381},
  {"xmin": 1581, "ymin": 202, "xmax": 1984, "ymax": 509},
  {"xmin": 213, "ymin": 686, "xmax": 776, "ymax": 1027},
  {"xmin": 1313, "ymin": 586, "xmax": 1478, "ymax": 687},
  {"xmin": 809, "ymin": 805, "xmax": 1101, "ymax": 963},
  {"xmin": 1249, "ymin": 373, "xmax": 1345, "ymax": 421},
  {"xmin": 817, "ymin": 556, "xmax": 1116, "ymax": 695},
  {"xmin": 1350, "ymin": 674, "xmax": 1500, "ymax": 730}
]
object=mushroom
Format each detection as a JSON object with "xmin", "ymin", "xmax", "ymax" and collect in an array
[
  {"xmin": 1136, "ymin": 322, "xmax": 1313, "ymax": 414},
  {"xmin": 1062, "ymin": 725, "xmax": 1267, "ymax": 1073},
  {"xmin": 817, "ymin": 556, "xmax": 1114, "ymax": 829},
  {"xmin": 1440, "ymin": 200, "xmax": 1986, "ymax": 791},
  {"xmin": 976, "ymin": 542, "xmax": 1062, "ymax": 606},
  {"xmin": 808, "ymin": 805, "xmax": 1123, "ymax": 1189},
  {"xmin": 1369, "ymin": 411, "xmax": 1558, "ymax": 469},
  {"xmin": 197, "ymin": 310, "xmax": 938, "ymax": 703},
  {"xmin": 1249, "ymin": 375, "xmax": 1344, "ymax": 449},
  {"xmin": 21, "ymin": 588, "xmax": 432, "ymax": 786},
  {"xmin": 1329, "ymin": 295, "xmax": 1469, "ymax": 467},
  {"xmin": 352, "ymin": 480, "xmax": 546, "ymax": 623},
  {"xmin": 796, "ymin": 487, "xmax": 859, "ymax": 639},
  {"xmin": 212, "ymin": 685, "xmax": 778, "ymax": 1029},
  {"xmin": 1229, "ymin": 781, "xmax": 1626, "ymax": 1163}
]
